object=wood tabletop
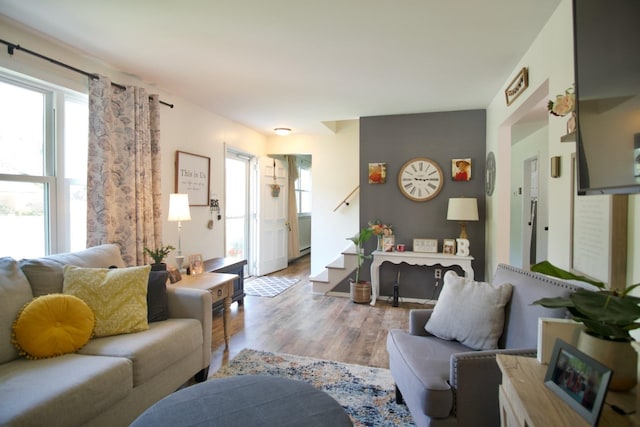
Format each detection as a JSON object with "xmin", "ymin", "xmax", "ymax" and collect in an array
[
  {"xmin": 170, "ymin": 272, "xmax": 238, "ymax": 291},
  {"xmin": 497, "ymin": 355, "xmax": 638, "ymax": 427}
]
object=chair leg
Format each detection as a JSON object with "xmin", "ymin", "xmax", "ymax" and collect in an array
[{"xmin": 395, "ymin": 384, "xmax": 405, "ymax": 404}]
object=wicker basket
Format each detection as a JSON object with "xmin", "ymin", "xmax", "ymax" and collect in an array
[{"xmin": 350, "ymin": 281, "xmax": 371, "ymax": 304}]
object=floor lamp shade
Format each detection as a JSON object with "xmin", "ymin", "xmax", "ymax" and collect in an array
[{"xmin": 447, "ymin": 198, "xmax": 479, "ymax": 240}]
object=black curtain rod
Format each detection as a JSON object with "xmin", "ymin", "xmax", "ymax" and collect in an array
[{"xmin": 0, "ymin": 38, "xmax": 174, "ymax": 108}]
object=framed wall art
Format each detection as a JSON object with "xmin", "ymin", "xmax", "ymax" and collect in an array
[
  {"xmin": 544, "ymin": 339, "xmax": 611, "ymax": 426},
  {"xmin": 175, "ymin": 151, "xmax": 210, "ymax": 206},
  {"xmin": 368, "ymin": 162, "xmax": 387, "ymax": 184},
  {"xmin": 452, "ymin": 158, "xmax": 471, "ymax": 181}
]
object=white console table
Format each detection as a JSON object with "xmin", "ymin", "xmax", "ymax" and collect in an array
[{"xmin": 370, "ymin": 250, "xmax": 474, "ymax": 306}]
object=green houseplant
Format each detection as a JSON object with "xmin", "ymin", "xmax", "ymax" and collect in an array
[
  {"xmin": 346, "ymin": 227, "xmax": 375, "ymax": 303},
  {"xmin": 143, "ymin": 245, "xmax": 175, "ymax": 271},
  {"xmin": 532, "ymin": 261, "xmax": 640, "ymax": 341},
  {"xmin": 532, "ymin": 261, "xmax": 640, "ymax": 390},
  {"xmin": 347, "ymin": 227, "xmax": 375, "ymax": 284}
]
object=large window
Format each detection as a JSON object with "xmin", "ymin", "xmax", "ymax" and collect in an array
[
  {"xmin": 0, "ymin": 72, "xmax": 88, "ymax": 258},
  {"xmin": 295, "ymin": 156, "xmax": 311, "ymax": 214}
]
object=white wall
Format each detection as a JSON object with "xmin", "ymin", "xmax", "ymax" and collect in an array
[
  {"xmin": 485, "ymin": 0, "xmax": 639, "ymax": 286},
  {"xmin": 0, "ymin": 17, "xmax": 268, "ymax": 265},
  {"xmin": 266, "ymin": 120, "xmax": 359, "ymax": 275}
]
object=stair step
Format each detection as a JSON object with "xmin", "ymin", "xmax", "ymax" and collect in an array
[
  {"xmin": 326, "ymin": 257, "xmax": 345, "ymax": 270},
  {"xmin": 309, "ymin": 270, "xmax": 329, "ymax": 283}
]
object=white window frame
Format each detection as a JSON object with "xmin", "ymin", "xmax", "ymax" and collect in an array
[
  {"xmin": 0, "ymin": 69, "xmax": 87, "ymax": 256},
  {"xmin": 295, "ymin": 157, "xmax": 311, "ymax": 215}
]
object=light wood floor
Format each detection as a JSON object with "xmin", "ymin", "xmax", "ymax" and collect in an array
[{"xmin": 208, "ymin": 254, "xmax": 428, "ymax": 374}]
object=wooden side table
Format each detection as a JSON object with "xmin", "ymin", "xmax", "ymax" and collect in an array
[
  {"xmin": 169, "ymin": 272, "xmax": 237, "ymax": 349},
  {"xmin": 497, "ymin": 354, "xmax": 638, "ymax": 427},
  {"xmin": 203, "ymin": 257, "xmax": 247, "ymax": 309}
]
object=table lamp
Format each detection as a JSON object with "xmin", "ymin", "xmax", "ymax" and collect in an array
[
  {"xmin": 168, "ymin": 193, "xmax": 191, "ymax": 271},
  {"xmin": 447, "ymin": 198, "xmax": 478, "ymax": 256}
]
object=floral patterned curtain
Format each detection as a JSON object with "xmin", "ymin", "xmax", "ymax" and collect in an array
[{"xmin": 87, "ymin": 75, "xmax": 162, "ymax": 266}]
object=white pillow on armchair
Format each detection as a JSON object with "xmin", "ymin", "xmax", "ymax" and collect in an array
[{"xmin": 425, "ymin": 271, "xmax": 513, "ymax": 350}]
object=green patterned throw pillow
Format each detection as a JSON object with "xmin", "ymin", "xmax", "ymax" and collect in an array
[{"xmin": 63, "ymin": 265, "xmax": 150, "ymax": 337}]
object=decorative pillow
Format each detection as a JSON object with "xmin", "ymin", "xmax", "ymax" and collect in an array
[
  {"xmin": 0, "ymin": 258, "xmax": 35, "ymax": 363},
  {"xmin": 147, "ymin": 270, "xmax": 169, "ymax": 322},
  {"xmin": 12, "ymin": 294, "xmax": 95, "ymax": 359},
  {"xmin": 63, "ymin": 265, "xmax": 151, "ymax": 337},
  {"xmin": 20, "ymin": 244, "xmax": 126, "ymax": 297},
  {"xmin": 425, "ymin": 271, "xmax": 513, "ymax": 350}
]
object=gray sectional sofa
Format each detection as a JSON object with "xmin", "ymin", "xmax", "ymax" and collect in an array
[
  {"xmin": 387, "ymin": 263, "xmax": 586, "ymax": 427},
  {"xmin": 0, "ymin": 244, "xmax": 212, "ymax": 427}
]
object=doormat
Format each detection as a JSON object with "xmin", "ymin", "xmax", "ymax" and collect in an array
[{"xmin": 244, "ymin": 276, "xmax": 299, "ymax": 297}]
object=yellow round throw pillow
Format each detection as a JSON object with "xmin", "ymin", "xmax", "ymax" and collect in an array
[{"xmin": 12, "ymin": 294, "xmax": 95, "ymax": 359}]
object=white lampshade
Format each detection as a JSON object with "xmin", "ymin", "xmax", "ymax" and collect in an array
[
  {"xmin": 168, "ymin": 193, "xmax": 191, "ymax": 222},
  {"xmin": 447, "ymin": 198, "xmax": 479, "ymax": 222}
]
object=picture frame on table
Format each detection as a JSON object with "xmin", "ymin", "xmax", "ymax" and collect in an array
[
  {"xmin": 188, "ymin": 254, "xmax": 204, "ymax": 275},
  {"xmin": 443, "ymin": 239, "xmax": 456, "ymax": 255},
  {"xmin": 544, "ymin": 339, "xmax": 611, "ymax": 426},
  {"xmin": 413, "ymin": 238, "xmax": 438, "ymax": 253},
  {"xmin": 167, "ymin": 265, "xmax": 182, "ymax": 283},
  {"xmin": 382, "ymin": 235, "xmax": 395, "ymax": 252}
]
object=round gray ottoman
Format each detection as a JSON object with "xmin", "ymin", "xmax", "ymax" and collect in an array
[{"xmin": 131, "ymin": 375, "xmax": 353, "ymax": 426}]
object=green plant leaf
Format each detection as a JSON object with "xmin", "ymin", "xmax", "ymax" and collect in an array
[
  {"xmin": 532, "ymin": 296, "xmax": 575, "ymax": 309},
  {"xmin": 531, "ymin": 261, "xmax": 604, "ymax": 288}
]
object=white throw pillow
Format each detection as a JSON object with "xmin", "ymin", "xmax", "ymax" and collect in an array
[{"xmin": 425, "ymin": 271, "xmax": 513, "ymax": 350}]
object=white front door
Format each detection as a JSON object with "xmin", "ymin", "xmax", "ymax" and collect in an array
[{"xmin": 256, "ymin": 156, "xmax": 288, "ymax": 275}]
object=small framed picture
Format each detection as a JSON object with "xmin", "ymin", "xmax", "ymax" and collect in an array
[
  {"xmin": 167, "ymin": 265, "xmax": 182, "ymax": 283},
  {"xmin": 382, "ymin": 235, "xmax": 395, "ymax": 252},
  {"xmin": 368, "ymin": 162, "xmax": 387, "ymax": 184},
  {"xmin": 413, "ymin": 238, "xmax": 438, "ymax": 253},
  {"xmin": 544, "ymin": 339, "xmax": 611, "ymax": 426},
  {"xmin": 443, "ymin": 239, "xmax": 456, "ymax": 255},
  {"xmin": 452, "ymin": 158, "xmax": 471, "ymax": 181},
  {"xmin": 188, "ymin": 254, "xmax": 204, "ymax": 275}
]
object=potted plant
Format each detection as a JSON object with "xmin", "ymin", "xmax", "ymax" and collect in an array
[
  {"xmin": 532, "ymin": 261, "xmax": 640, "ymax": 390},
  {"xmin": 143, "ymin": 245, "xmax": 175, "ymax": 271},
  {"xmin": 346, "ymin": 227, "xmax": 375, "ymax": 303}
]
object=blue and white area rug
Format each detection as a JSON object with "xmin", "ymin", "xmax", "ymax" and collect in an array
[
  {"xmin": 211, "ymin": 349, "xmax": 414, "ymax": 426},
  {"xmin": 244, "ymin": 276, "xmax": 299, "ymax": 297}
]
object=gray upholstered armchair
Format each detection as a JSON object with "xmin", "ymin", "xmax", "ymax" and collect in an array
[{"xmin": 386, "ymin": 264, "xmax": 583, "ymax": 427}]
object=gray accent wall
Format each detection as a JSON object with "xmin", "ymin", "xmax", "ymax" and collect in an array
[{"xmin": 354, "ymin": 110, "xmax": 486, "ymax": 301}]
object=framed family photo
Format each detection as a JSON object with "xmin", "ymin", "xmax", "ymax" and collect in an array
[
  {"xmin": 443, "ymin": 239, "xmax": 456, "ymax": 255},
  {"xmin": 544, "ymin": 339, "xmax": 611, "ymax": 426}
]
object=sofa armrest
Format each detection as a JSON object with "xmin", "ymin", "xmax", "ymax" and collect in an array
[
  {"xmin": 449, "ymin": 348, "xmax": 536, "ymax": 427},
  {"xmin": 409, "ymin": 309, "xmax": 434, "ymax": 336},
  {"xmin": 166, "ymin": 287, "xmax": 212, "ymax": 371}
]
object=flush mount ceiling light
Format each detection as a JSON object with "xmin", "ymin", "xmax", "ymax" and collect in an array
[{"xmin": 274, "ymin": 127, "xmax": 292, "ymax": 136}]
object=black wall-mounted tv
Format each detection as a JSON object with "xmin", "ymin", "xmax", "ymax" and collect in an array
[{"xmin": 573, "ymin": 0, "xmax": 640, "ymax": 195}]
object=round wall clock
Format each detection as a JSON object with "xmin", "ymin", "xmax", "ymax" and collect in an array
[
  {"xmin": 397, "ymin": 157, "xmax": 444, "ymax": 201},
  {"xmin": 485, "ymin": 151, "xmax": 496, "ymax": 196}
]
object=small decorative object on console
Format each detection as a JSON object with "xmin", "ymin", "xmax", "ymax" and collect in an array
[
  {"xmin": 443, "ymin": 239, "xmax": 456, "ymax": 255},
  {"xmin": 413, "ymin": 238, "xmax": 438, "ymax": 253}
]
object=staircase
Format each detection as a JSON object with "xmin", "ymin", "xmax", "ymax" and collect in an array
[{"xmin": 309, "ymin": 243, "xmax": 358, "ymax": 295}]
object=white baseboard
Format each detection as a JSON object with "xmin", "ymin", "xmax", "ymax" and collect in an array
[{"xmin": 326, "ymin": 291, "xmax": 436, "ymax": 306}]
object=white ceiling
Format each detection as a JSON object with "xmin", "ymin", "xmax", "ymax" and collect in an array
[{"xmin": 0, "ymin": 0, "xmax": 561, "ymax": 135}]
